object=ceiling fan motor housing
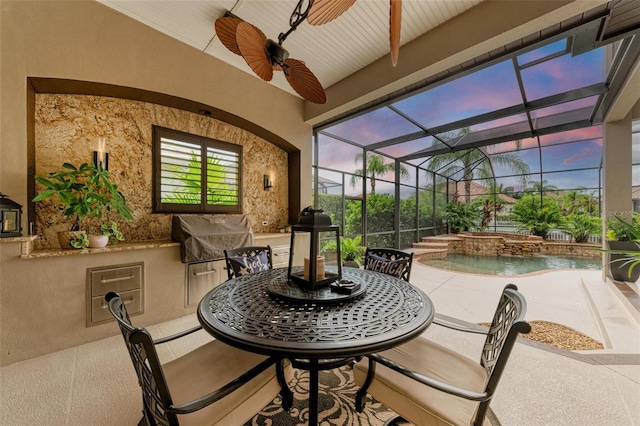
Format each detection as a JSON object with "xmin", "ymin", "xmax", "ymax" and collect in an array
[{"xmin": 266, "ymin": 39, "xmax": 289, "ymax": 67}]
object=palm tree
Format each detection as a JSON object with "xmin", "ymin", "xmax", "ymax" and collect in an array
[
  {"xmin": 528, "ymin": 180, "xmax": 558, "ymax": 196},
  {"xmin": 350, "ymin": 152, "xmax": 409, "ymax": 194},
  {"xmin": 426, "ymin": 130, "xmax": 530, "ymax": 203}
]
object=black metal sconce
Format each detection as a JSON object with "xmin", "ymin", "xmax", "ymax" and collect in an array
[
  {"xmin": 0, "ymin": 193, "xmax": 23, "ymax": 238},
  {"xmin": 264, "ymin": 175, "xmax": 273, "ymax": 191},
  {"xmin": 93, "ymin": 137, "xmax": 109, "ymax": 170}
]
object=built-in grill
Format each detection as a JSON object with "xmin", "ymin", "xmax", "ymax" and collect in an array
[
  {"xmin": 171, "ymin": 214, "xmax": 255, "ymax": 306},
  {"xmin": 171, "ymin": 214, "xmax": 254, "ymax": 263}
]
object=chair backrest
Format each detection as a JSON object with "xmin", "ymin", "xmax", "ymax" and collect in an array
[
  {"xmin": 476, "ymin": 284, "xmax": 531, "ymax": 424},
  {"xmin": 106, "ymin": 292, "xmax": 179, "ymax": 426},
  {"xmin": 223, "ymin": 246, "xmax": 272, "ymax": 280},
  {"xmin": 363, "ymin": 247, "xmax": 414, "ymax": 281}
]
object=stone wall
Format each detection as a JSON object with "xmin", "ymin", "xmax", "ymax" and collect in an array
[
  {"xmin": 34, "ymin": 94, "xmax": 289, "ymax": 248},
  {"xmin": 542, "ymin": 242, "xmax": 601, "ymax": 258},
  {"xmin": 424, "ymin": 234, "xmax": 599, "ymax": 257}
]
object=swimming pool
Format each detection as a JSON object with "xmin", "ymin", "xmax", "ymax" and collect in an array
[{"xmin": 420, "ymin": 253, "xmax": 602, "ymax": 275}]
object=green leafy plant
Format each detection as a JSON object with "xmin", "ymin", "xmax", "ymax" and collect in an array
[
  {"xmin": 322, "ymin": 236, "xmax": 365, "ymax": 263},
  {"xmin": 101, "ymin": 221, "xmax": 125, "ymax": 245},
  {"xmin": 69, "ymin": 232, "xmax": 89, "ymax": 249},
  {"xmin": 443, "ymin": 197, "xmax": 482, "ymax": 233},
  {"xmin": 560, "ymin": 213, "xmax": 601, "ymax": 243},
  {"xmin": 606, "ymin": 213, "xmax": 640, "ymax": 241},
  {"xmin": 598, "ymin": 213, "xmax": 640, "ymax": 281},
  {"xmin": 509, "ymin": 194, "xmax": 564, "ymax": 239},
  {"xmin": 340, "ymin": 236, "xmax": 364, "ymax": 263},
  {"xmin": 33, "ymin": 162, "xmax": 134, "ymax": 231},
  {"xmin": 162, "ymin": 154, "xmax": 236, "ymax": 205}
]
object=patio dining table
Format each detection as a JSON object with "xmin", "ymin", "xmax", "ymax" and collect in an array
[{"xmin": 197, "ymin": 266, "xmax": 434, "ymax": 425}]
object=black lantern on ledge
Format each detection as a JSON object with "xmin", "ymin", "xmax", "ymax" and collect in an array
[
  {"xmin": 288, "ymin": 207, "xmax": 342, "ymax": 289},
  {"xmin": 0, "ymin": 193, "xmax": 23, "ymax": 238}
]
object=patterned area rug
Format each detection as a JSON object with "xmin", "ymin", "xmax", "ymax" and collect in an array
[{"xmin": 243, "ymin": 365, "xmax": 400, "ymax": 426}]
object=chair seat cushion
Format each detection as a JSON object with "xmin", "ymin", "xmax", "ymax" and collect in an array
[
  {"xmin": 163, "ymin": 340, "xmax": 291, "ymax": 426},
  {"xmin": 227, "ymin": 252, "xmax": 269, "ymax": 276},
  {"xmin": 354, "ymin": 336, "xmax": 488, "ymax": 426}
]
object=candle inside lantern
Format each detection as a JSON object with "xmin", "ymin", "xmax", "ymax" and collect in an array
[{"xmin": 304, "ymin": 256, "xmax": 326, "ymax": 281}]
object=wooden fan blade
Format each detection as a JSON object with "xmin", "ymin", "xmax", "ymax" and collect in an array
[
  {"xmin": 284, "ymin": 58, "xmax": 326, "ymax": 104},
  {"xmin": 307, "ymin": 0, "xmax": 356, "ymax": 25},
  {"xmin": 236, "ymin": 22, "xmax": 273, "ymax": 82},
  {"xmin": 215, "ymin": 16, "xmax": 243, "ymax": 55},
  {"xmin": 390, "ymin": 0, "xmax": 402, "ymax": 67}
]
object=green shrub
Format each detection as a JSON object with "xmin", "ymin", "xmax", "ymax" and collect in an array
[
  {"xmin": 561, "ymin": 214, "xmax": 601, "ymax": 243},
  {"xmin": 444, "ymin": 199, "xmax": 482, "ymax": 233},
  {"xmin": 509, "ymin": 195, "xmax": 563, "ymax": 239}
]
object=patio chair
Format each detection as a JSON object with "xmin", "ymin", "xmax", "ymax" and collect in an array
[
  {"xmin": 363, "ymin": 247, "xmax": 414, "ymax": 281},
  {"xmin": 106, "ymin": 292, "xmax": 292, "ymax": 426},
  {"xmin": 353, "ymin": 284, "xmax": 531, "ymax": 426},
  {"xmin": 223, "ymin": 246, "xmax": 272, "ymax": 280}
]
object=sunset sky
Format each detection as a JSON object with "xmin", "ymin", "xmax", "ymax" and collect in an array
[{"xmin": 316, "ymin": 37, "xmax": 610, "ymax": 196}]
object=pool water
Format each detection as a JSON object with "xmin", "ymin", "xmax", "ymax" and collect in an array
[{"xmin": 421, "ymin": 253, "xmax": 602, "ymax": 275}]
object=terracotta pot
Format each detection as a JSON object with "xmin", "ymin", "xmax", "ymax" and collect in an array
[
  {"xmin": 57, "ymin": 230, "xmax": 86, "ymax": 249},
  {"xmin": 88, "ymin": 235, "xmax": 109, "ymax": 248},
  {"xmin": 607, "ymin": 241, "xmax": 640, "ymax": 282}
]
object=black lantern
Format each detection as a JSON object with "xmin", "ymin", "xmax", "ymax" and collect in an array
[
  {"xmin": 288, "ymin": 207, "xmax": 342, "ymax": 289},
  {"xmin": 0, "ymin": 193, "xmax": 23, "ymax": 238}
]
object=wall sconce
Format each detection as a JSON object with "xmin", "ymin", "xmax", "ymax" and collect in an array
[
  {"xmin": 93, "ymin": 137, "xmax": 109, "ymax": 170},
  {"xmin": 264, "ymin": 174, "xmax": 273, "ymax": 191}
]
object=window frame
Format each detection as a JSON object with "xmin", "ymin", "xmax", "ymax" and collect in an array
[{"xmin": 152, "ymin": 126, "xmax": 243, "ymax": 214}]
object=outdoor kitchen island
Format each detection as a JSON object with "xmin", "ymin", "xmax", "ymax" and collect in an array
[{"xmin": 0, "ymin": 233, "xmax": 290, "ymax": 366}]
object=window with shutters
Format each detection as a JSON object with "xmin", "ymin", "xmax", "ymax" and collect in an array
[{"xmin": 152, "ymin": 126, "xmax": 242, "ymax": 213}]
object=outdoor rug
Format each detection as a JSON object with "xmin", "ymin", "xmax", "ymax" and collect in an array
[{"xmin": 243, "ymin": 365, "xmax": 401, "ymax": 426}]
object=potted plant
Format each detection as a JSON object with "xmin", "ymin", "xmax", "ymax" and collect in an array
[
  {"xmin": 604, "ymin": 213, "xmax": 640, "ymax": 282},
  {"xmin": 339, "ymin": 236, "xmax": 365, "ymax": 268},
  {"xmin": 100, "ymin": 221, "xmax": 126, "ymax": 245},
  {"xmin": 33, "ymin": 162, "xmax": 134, "ymax": 248},
  {"xmin": 322, "ymin": 236, "xmax": 365, "ymax": 267}
]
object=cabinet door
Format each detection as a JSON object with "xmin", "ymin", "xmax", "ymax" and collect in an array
[
  {"xmin": 186, "ymin": 260, "xmax": 223, "ymax": 306},
  {"xmin": 272, "ymin": 245, "xmax": 291, "ymax": 269}
]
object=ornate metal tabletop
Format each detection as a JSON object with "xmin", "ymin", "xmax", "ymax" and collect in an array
[{"xmin": 197, "ymin": 267, "xmax": 434, "ymax": 359}]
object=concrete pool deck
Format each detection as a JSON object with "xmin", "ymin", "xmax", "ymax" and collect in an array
[{"xmin": 410, "ymin": 261, "xmax": 640, "ymax": 425}]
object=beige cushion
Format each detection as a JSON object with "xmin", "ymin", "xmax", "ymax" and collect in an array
[
  {"xmin": 162, "ymin": 341, "xmax": 292, "ymax": 426},
  {"xmin": 353, "ymin": 337, "xmax": 488, "ymax": 426}
]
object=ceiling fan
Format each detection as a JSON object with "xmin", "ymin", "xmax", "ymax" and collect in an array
[
  {"xmin": 306, "ymin": 0, "xmax": 402, "ymax": 67},
  {"xmin": 215, "ymin": 0, "xmax": 402, "ymax": 104},
  {"xmin": 215, "ymin": 1, "xmax": 327, "ymax": 104}
]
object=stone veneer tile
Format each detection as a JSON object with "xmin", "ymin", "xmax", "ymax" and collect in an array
[{"xmin": 34, "ymin": 94, "xmax": 289, "ymax": 248}]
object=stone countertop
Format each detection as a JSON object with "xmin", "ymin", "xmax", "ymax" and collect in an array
[
  {"xmin": 14, "ymin": 233, "xmax": 292, "ymax": 259},
  {"xmin": 20, "ymin": 239, "xmax": 181, "ymax": 259}
]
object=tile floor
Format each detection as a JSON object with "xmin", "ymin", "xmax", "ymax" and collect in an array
[{"xmin": 1, "ymin": 263, "xmax": 639, "ymax": 425}]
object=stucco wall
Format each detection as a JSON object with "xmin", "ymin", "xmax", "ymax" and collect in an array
[
  {"xmin": 0, "ymin": 0, "xmax": 311, "ymax": 365},
  {"xmin": 0, "ymin": 0, "xmax": 312, "ymax": 220}
]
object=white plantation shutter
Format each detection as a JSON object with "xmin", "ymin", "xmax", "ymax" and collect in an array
[{"xmin": 153, "ymin": 126, "xmax": 242, "ymax": 213}]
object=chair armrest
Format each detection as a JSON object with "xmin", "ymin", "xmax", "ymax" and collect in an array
[
  {"xmin": 368, "ymin": 353, "xmax": 491, "ymax": 402},
  {"xmin": 168, "ymin": 356, "xmax": 280, "ymax": 415},
  {"xmin": 153, "ymin": 325, "xmax": 203, "ymax": 345},
  {"xmin": 432, "ymin": 316, "xmax": 487, "ymax": 335}
]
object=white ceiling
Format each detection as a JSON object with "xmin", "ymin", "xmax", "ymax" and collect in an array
[{"xmin": 97, "ymin": 0, "xmax": 483, "ymax": 99}]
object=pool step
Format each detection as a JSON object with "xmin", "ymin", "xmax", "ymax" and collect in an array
[
  {"xmin": 421, "ymin": 236, "xmax": 463, "ymax": 243},
  {"xmin": 413, "ymin": 242, "xmax": 450, "ymax": 249},
  {"xmin": 407, "ymin": 247, "xmax": 448, "ymax": 261}
]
